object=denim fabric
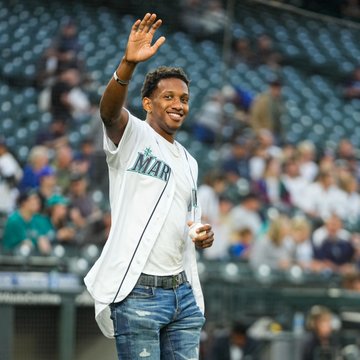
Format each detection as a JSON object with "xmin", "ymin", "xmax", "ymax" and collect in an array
[{"xmin": 110, "ymin": 282, "xmax": 205, "ymax": 359}]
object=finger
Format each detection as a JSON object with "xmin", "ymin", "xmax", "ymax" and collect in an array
[
  {"xmin": 131, "ymin": 19, "xmax": 141, "ymax": 32},
  {"xmin": 137, "ymin": 13, "xmax": 152, "ymax": 32},
  {"xmin": 143, "ymin": 13, "xmax": 158, "ymax": 33},
  {"xmin": 148, "ymin": 19, "xmax": 162, "ymax": 35},
  {"xmin": 152, "ymin": 36, "xmax": 166, "ymax": 51}
]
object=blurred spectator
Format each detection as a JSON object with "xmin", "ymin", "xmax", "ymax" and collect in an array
[
  {"xmin": 2, "ymin": 191, "xmax": 51, "ymax": 255},
  {"xmin": 248, "ymin": 129, "xmax": 282, "ymax": 181},
  {"xmin": 179, "ymin": 0, "xmax": 228, "ymax": 41},
  {"xmin": 343, "ymin": 67, "xmax": 360, "ymax": 100},
  {"xmin": 228, "ymin": 227, "xmax": 254, "ymax": 260},
  {"xmin": 72, "ymin": 138, "xmax": 96, "ymax": 176},
  {"xmin": 193, "ymin": 90, "xmax": 225, "ymax": 144},
  {"xmin": 52, "ymin": 145, "xmax": 74, "ymax": 193},
  {"xmin": 341, "ymin": 0, "xmax": 360, "ymax": 19},
  {"xmin": 18, "ymin": 145, "xmax": 51, "ymax": 192},
  {"xmin": 335, "ymin": 138, "xmax": 359, "ymax": 176},
  {"xmin": 281, "ymin": 142, "xmax": 297, "ymax": 162},
  {"xmin": 37, "ymin": 166, "xmax": 58, "ymax": 213},
  {"xmin": 0, "ymin": 137, "xmax": 23, "ymax": 214},
  {"xmin": 208, "ymin": 321, "xmax": 260, "ymax": 360},
  {"xmin": 199, "ymin": 0, "xmax": 228, "ymax": 40},
  {"xmin": 251, "ymin": 156, "xmax": 292, "ymax": 212},
  {"xmin": 301, "ymin": 306, "xmax": 341, "ymax": 360},
  {"xmin": 297, "ymin": 140, "xmax": 319, "ymax": 182},
  {"xmin": 222, "ymin": 136, "xmax": 251, "ymax": 183},
  {"xmin": 249, "ymin": 80, "xmax": 286, "ymax": 145},
  {"xmin": 254, "ymin": 34, "xmax": 284, "ymax": 69},
  {"xmin": 55, "ymin": 18, "xmax": 82, "ymax": 57},
  {"xmin": 39, "ymin": 194, "xmax": 77, "ymax": 246},
  {"xmin": 228, "ymin": 192, "xmax": 263, "ymax": 240},
  {"xmin": 298, "ymin": 170, "xmax": 347, "ymax": 224},
  {"xmin": 312, "ymin": 214, "xmax": 356, "ymax": 274},
  {"xmin": 338, "ymin": 173, "xmax": 360, "ymax": 229},
  {"xmin": 46, "ymin": 67, "xmax": 92, "ymax": 122},
  {"xmin": 36, "ymin": 47, "xmax": 61, "ymax": 88},
  {"xmin": 281, "ymin": 157, "xmax": 309, "ymax": 210},
  {"xmin": 35, "ymin": 18, "xmax": 85, "ymax": 89},
  {"xmin": 179, "ymin": 0, "xmax": 205, "ymax": 38},
  {"xmin": 230, "ymin": 37, "xmax": 257, "ymax": 67},
  {"xmin": 36, "ymin": 117, "xmax": 68, "ymax": 149},
  {"xmin": 286, "ymin": 216, "xmax": 315, "ymax": 270},
  {"xmin": 342, "ymin": 272, "xmax": 360, "ymax": 292},
  {"xmin": 203, "ymin": 194, "xmax": 234, "ymax": 260},
  {"xmin": 198, "ymin": 171, "xmax": 227, "ymax": 225},
  {"xmin": 67, "ymin": 172, "xmax": 102, "ymax": 230},
  {"xmin": 249, "ymin": 215, "xmax": 292, "ymax": 270}
]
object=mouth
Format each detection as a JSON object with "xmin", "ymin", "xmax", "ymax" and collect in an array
[{"xmin": 167, "ymin": 112, "xmax": 183, "ymax": 121}]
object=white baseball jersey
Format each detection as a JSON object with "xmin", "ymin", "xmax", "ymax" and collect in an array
[{"xmin": 84, "ymin": 110, "xmax": 204, "ymax": 338}]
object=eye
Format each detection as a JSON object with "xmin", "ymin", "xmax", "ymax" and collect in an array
[
  {"xmin": 181, "ymin": 97, "xmax": 189, "ymax": 104},
  {"xmin": 164, "ymin": 95, "xmax": 173, "ymax": 100}
]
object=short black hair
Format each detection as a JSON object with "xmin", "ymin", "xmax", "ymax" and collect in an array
[
  {"xmin": 141, "ymin": 66, "xmax": 190, "ymax": 99},
  {"xmin": 231, "ymin": 321, "xmax": 249, "ymax": 335},
  {"xmin": 17, "ymin": 189, "xmax": 38, "ymax": 206}
]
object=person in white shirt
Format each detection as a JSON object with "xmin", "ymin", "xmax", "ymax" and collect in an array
[
  {"xmin": 228, "ymin": 192, "xmax": 263, "ymax": 240},
  {"xmin": 197, "ymin": 171, "xmax": 229, "ymax": 260},
  {"xmin": 297, "ymin": 140, "xmax": 318, "ymax": 182},
  {"xmin": 298, "ymin": 170, "xmax": 347, "ymax": 223},
  {"xmin": 84, "ymin": 13, "xmax": 214, "ymax": 360},
  {"xmin": 338, "ymin": 173, "xmax": 360, "ymax": 229},
  {"xmin": 281, "ymin": 157, "xmax": 309, "ymax": 210},
  {"xmin": 0, "ymin": 138, "xmax": 23, "ymax": 214}
]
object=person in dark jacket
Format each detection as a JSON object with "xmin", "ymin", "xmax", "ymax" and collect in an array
[{"xmin": 208, "ymin": 321, "xmax": 260, "ymax": 360}]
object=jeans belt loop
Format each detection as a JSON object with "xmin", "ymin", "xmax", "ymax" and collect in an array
[{"xmin": 172, "ymin": 274, "xmax": 180, "ymax": 288}]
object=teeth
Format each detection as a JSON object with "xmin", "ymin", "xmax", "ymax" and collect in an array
[{"xmin": 168, "ymin": 113, "xmax": 181, "ymax": 119}]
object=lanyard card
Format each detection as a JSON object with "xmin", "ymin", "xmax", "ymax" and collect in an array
[{"xmin": 192, "ymin": 188, "xmax": 197, "ymax": 208}]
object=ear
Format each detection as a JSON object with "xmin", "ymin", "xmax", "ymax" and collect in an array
[{"xmin": 142, "ymin": 97, "xmax": 152, "ymax": 114}]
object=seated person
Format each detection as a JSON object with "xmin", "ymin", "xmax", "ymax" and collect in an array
[
  {"xmin": 38, "ymin": 194, "xmax": 77, "ymax": 247},
  {"xmin": 312, "ymin": 214, "xmax": 355, "ymax": 274},
  {"xmin": 208, "ymin": 320, "xmax": 260, "ymax": 360},
  {"xmin": 301, "ymin": 306, "xmax": 341, "ymax": 360},
  {"xmin": 249, "ymin": 215, "xmax": 292, "ymax": 270},
  {"xmin": 2, "ymin": 191, "xmax": 51, "ymax": 255}
]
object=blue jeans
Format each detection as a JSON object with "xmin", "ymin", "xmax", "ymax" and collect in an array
[{"xmin": 110, "ymin": 282, "xmax": 205, "ymax": 359}]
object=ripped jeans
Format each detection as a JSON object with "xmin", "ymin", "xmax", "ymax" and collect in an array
[{"xmin": 110, "ymin": 282, "xmax": 205, "ymax": 360}]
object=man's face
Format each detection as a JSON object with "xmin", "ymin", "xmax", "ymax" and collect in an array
[{"xmin": 144, "ymin": 78, "xmax": 189, "ymax": 141}]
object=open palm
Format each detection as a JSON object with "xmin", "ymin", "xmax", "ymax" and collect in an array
[{"xmin": 125, "ymin": 13, "xmax": 166, "ymax": 63}]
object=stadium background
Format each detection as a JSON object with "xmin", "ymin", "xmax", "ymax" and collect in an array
[{"xmin": 1, "ymin": 0, "xmax": 360, "ymax": 359}]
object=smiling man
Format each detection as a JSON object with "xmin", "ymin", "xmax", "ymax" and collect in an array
[{"xmin": 84, "ymin": 13, "xmax": 215, "ymax": 360}]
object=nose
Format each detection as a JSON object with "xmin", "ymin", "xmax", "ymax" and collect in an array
[{"xmin": 171, "ymin": 97, "xmax": 183, "ymax": 109}]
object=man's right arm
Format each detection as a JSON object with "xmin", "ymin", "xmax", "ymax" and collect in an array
[
  {"xmin": 99, "ymin": 57, "xmax": 136, "ymax": 146},
  {"xmin": 98, "ymin": 13, "xmax": 166, "ymax": 146}
]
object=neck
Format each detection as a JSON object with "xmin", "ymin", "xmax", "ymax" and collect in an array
[
  {"xmin": 19, "ymin": 208, "xmax": 32, "ymax": 221},
  {"xmin": 146, "ymin": 119, "xmax": 175, "ymax": 143}
]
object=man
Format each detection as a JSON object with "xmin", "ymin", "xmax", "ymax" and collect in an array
[
  {"xmin": 249, "ymin": 79, "xmax": 285, "ymax": 145},
  {"xmin": 84, "ymin": 13, "xmax": 214, "ymax": 359},
  {"xmin": 208, "ymin": 321, "xmax": 260, "ymax": 360}
]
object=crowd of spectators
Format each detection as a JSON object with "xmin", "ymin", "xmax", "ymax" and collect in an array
[
  {"xmin": 197, "ymin": 132, "xmax": 360, "ymax": 278},
  {"xmin": 1, "ymin": 13, "xmax": 360, "ymax": 285},
  {"xmin": 1, "ymin": 5, "xmax": 360, "ymax": 359},
  {"xmin": 0, "ymin": 18, "xmax": 109, "ymax": 258}
]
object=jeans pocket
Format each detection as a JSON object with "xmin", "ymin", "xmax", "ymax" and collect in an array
[{"xmin": 127, "ymin": 285, "xmax": 155, "ymax": 299}]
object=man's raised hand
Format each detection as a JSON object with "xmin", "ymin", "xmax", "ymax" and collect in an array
[{"xmin": 124, "ymin": 13, "xmax": 166, "ymax": 64}]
